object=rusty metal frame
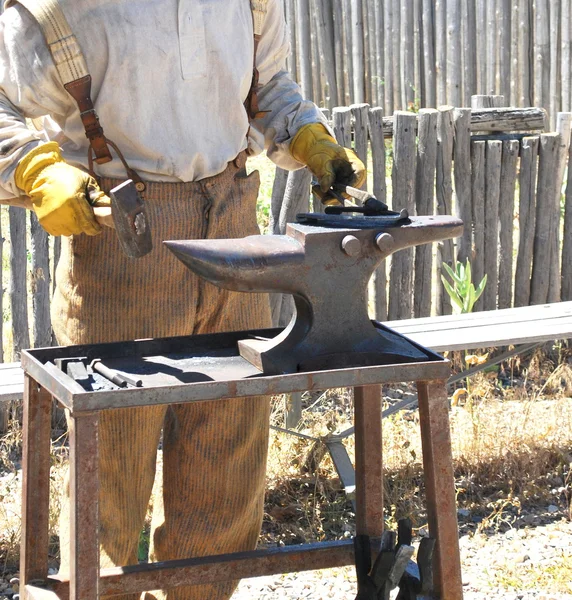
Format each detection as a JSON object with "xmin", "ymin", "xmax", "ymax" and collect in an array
[{"xmin": 20, "ymin": 329, "xmax": 462, "ymax": 600}]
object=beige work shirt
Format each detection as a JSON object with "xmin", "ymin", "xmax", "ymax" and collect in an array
[{"xmin": 0, "ymin": 0, "xmax": 325, "ymax": 199}]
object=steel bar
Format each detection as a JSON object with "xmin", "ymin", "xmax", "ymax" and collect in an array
[
  {"xmin": 354, "ymin": 385, "xmax": 383, "ymax": 538},
  {"xmin": 325, "ymin": 439, "xmax": 356, "ymax": 498},
  {"xmin": 69, "ymin": 413, "xmax": 100, "ymax": 600},
  {"xmin": 21, "ymin": 375, "xmax": 52, "ymax": 595},
  {"xmin": 48, "ymin": 538, "xmax": 381, "ymax": 598},
  {"xmin": 416, "ymin": 380, "xmax": 462, "ymax": 600}
]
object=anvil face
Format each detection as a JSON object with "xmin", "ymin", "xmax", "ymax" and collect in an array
[{"xmin": 165, "ymin": 216, "xmax": 463, "ymax": 375}]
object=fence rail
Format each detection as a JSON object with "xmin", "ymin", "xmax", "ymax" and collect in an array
[
  {"xmin": 1, "ymin": 96, "xmax": 571, "ymax": 364},
  {"xmin": 285, "ymin": 0, "xmax": 572, "ymax": 128}
]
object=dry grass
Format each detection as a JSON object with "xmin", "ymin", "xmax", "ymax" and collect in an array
[
  {"xmin": 0, "ymin": 420, "xmax": 66, "ymax": 574},
  {"xmin": 492, "ymin": 556, "xmax": 572, "ymax": 593},
  {"xmin": 261, "ymin": 348, "xmax": 572, "ymax": 550}
]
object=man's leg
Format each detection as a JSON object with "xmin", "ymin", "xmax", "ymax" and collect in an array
[
  {"xmin": 58, "ymin": 406, "xmax": 166, "ymax": 600},
  {"xmin": 148, "ymin": 161, "xmax": 273, "ymax": 600}
]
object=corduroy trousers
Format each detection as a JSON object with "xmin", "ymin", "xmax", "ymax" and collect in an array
[{"xmin": 54, "ymin": 155, "xmax": 272, "ymax": 600}]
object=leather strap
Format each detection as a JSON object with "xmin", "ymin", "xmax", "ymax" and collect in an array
[
  {"xmin": 244, "ymin": 34, "xmax": 263, "ymax": 122},
  {"xmin": 5, "ymin": 0, "xmax": 113, "ymax": 163},
  {"xmin": 245, "ymin": 0, "xmax": 270, "ymax": 123},
  {"xmin": 64, "ymin": 75, "xmax": 112, "ymax": 164}
]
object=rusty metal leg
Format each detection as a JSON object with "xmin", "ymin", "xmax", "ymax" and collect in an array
[
  {"xmin": 353, "ymin": 385, "xmax": 383, "ymax": 537},
  {"xmin": 21, "ymin": 376, "xmax": 53, "ymax": 598},
  {"xmin": 69, "ymin": 413, "xmax": 100, "ymax": 600},
  {"xmin": 417, "ymin": 380, "xmax": 463, "ymax": 600}
]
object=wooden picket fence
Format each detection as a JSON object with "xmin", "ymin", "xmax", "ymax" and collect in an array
[
  {"xmin": 1, "ymin": 96, "xmax": 571, "ymax": 363},
  {"xmin": 287, "ymin": 0, "xmax": 572, "ymax": 128}
]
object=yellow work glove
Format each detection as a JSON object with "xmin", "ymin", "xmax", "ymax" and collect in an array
[
  {"xmin": 15, "ymin": 141, "xmax": 106, "ymax": 237},
  {"xmin": 290, "ymin": 123, "xmax": 366, "ymax": 194}
]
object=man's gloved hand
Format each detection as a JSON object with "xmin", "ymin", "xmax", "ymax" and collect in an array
[
  {"xmin": 290, "ymin": 123, "xmax": 366, "ymax": 193},
  {"xmin": 15, "ymin": 141, "xmax": 110, "ymax": 236}
]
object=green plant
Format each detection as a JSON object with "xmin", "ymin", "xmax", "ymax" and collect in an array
[{"xmin": 441, "ymin": 259, "xmax": 487, "ymax": 314}]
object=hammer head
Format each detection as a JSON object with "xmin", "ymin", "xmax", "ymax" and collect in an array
[{"xmin": 109, "ymin": 180, "xmax": 152, "ymax": 259}]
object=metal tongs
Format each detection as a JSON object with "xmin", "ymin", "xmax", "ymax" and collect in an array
[
  {"xmin": 312, "ymin": 183, "xmax": 409, "ymax": 219},
  {"xmin": 298, "ymin": 183, "xmax": 409, "ymax": 228}
]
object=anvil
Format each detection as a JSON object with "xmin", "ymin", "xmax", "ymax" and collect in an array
[{"xmin": 164, "ymin": 215, "xmax": 463, "ymax": 375}]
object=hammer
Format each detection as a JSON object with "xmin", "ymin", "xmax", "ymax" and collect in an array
[{"xmin": 91, "ymin": 179, "xmax": 152, "ymax": 259}]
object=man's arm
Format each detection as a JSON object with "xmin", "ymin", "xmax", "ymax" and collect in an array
[
  {"xmin": 0, "ymin": 7, "xmax": 107, "ymax": 234},
  {"xmin": 0, "ymin": 7, "xmax": 67, "ymax": 200},
  {"xmin": 252, "ymin": 0, "xmax": 365, "ymax": 194},
  {"xmin": 249, "ymin": 0, "xmax": 328, "ymax": 170}
]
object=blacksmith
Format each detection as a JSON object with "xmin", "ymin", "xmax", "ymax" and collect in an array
[{"xmin": 0, "ymin": 1, "xmax": 365, "ymax": 598}]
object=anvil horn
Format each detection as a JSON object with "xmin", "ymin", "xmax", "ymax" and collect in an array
[{"xmin": 164, "ymin": 235, "xmax": 305, "ymax": 293}]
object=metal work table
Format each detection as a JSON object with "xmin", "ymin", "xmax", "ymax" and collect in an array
[{"xmin": 19, "ymin": 323, "xmax": 462, "ymax": 600}]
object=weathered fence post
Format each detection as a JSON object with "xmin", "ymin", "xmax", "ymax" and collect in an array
[
  {"xmin": 531, "ymin": 133, "xmax": 560, "ymax": 305},
  {"xmin": 363, "ymin": 0, "xmax": 373, "ymax": 105},
  {"xmin": 9, "ymin": 206, "xmax": 30, "ymax": 359},
  {"xmin": 517, "ymin": 0, "xmax": 532, "ymax": 107},
  {"xmin": 471, "ymin": 140, "xmax": 486, "ymax": 311},
  {"xmin": 383, "ymin": 0, "xmax": 394, "ymax": 113},
  {"xmin": 369, "ymin": 107, "xmax": 387, "ymax": 321},
  {"xmin": 453, "ymin": 108, "xmax": 472, "ymax": 264},
  {"xmin": 462, "ymin": 0, "xmax": 477, "ymax": 107},
  {"xmin": 485, "ymin": 0, "xmax": 497, "ymax": 95},
  {"xmin": 548, "ymin": 113, "xmax": 572, "ymax": 303},
  {"xmin": 497, "ymin": 140, "xmax": 519, "ymax": 309},
  {"xmin": 30, "ymin": 213, "xmax": 51, "ymax": 348},
  {"xmin": 498, "ymin": 0, "xmax": 512, "ymax": 103},
  {"xmin": 510, "ymin": 1, "xmax": 519, "ymax": 106},
  {"xmin": 333, "ymin": 106, "xmax": 352, "ymax": 147},
  {"xmin": 369, "ymin": 107, "xmax": 387, "ymax": 205},
  {"xmin": 548, "ymin": 1, "xmax": 561, "ymax": 131},
  {"xmin": 475, "ymin": 0, "xmax": 487, "ymax": 94},
  {"xmin": 482, "ymin": 140, "xmax": 502, "ymax": 311},
  {"xmin": 351, "ymin": 103, "xmax": 369, "ymax": 188},
  {"xmin": 534, "ymin": 0, "xmax": 550, "ymax": 112},
  {"xmin": 414, "ymin": 108, "xmax": 438, "ymax": 318},
  {"xmin": 562, "ymin": 133, "xmax": 572, "ymax": 301},
  {"xmin": 296, "ymin": 0, "xmax": 312, "ymax": 99},
  {"xmin": 350, "ymin": 0, "xmax": 365, "ymax": 103},
  {"xmin": 391, "ymin": 0, "xmax": 402, "ymax": 110},
  {"xmin": 333, "ymin": 0, "xmax": 345, "ymax": 105},
  {"xmin": 402, "ymin": 0, "xmax": 415, "ymax": 109},
  {"xmin": 388, "ymin": 111, "xmax": 417, "ymax": 320},
  {"xmin": 342, "ymin": 0, "xmax": 354, "ymax": 105},
  {"xmin": 310, "ymin": 9, "xmax": 322, "ymax": 107},
  {"xmin": 435, "ymin": 106, "xmax": 454, "ymax": 315},
  {"xmin": 285, "ymin": 0, "xmax": 297, "ymax": 81},
  {"xmin": 514, "ymin": 136, "xmax": 540, "ymax": 307},
  {"xmin": 435, "ymin": 0, "xmax": 446, "ymax": 106},
  {"xmin": 563, "ymin": 2, "xmax": 572, "ymax": 113},
  {"xmin": 446, "ymin": 0, "xmax": 462, "ymax": 107},
  {"xmin": 373, "ymin": 0, "xmax": 384, "ymax": 108}
]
